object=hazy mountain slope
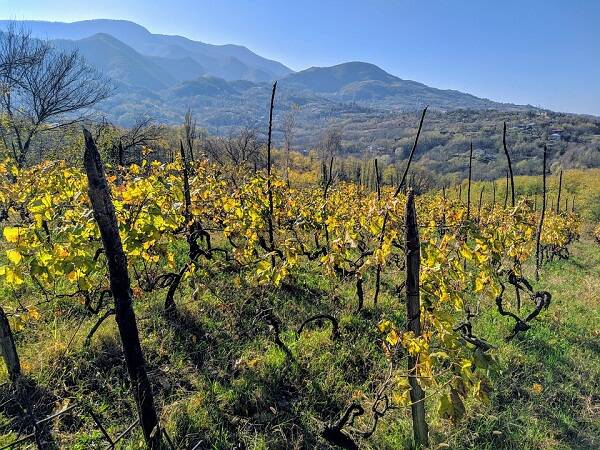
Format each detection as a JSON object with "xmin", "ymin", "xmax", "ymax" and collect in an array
[
  {"xmin": 281, "ymin": 62, "xmax": 523, "ymax": 111},
  {"xmin": 170, "ymin": 76, "xmax": 242, "ymax": 98},
  {"xmin": 51, "ymin": 33, "xmax": 178, "ymax": 90},
  {"xmin": 151, "ymin": 56, "xmax": 206, "ymax": 83},
  {"xmin": 281, "ymin": 62, "xmax": 399, "ymax": 92},
  {"xmin": 0, "ymin": 19, "xmax": 292, "ymax": 82}
]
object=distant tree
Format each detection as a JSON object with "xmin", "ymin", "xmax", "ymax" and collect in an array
[
  {"xmin": 0, "ymin": 24, "xmax": 111, "ymax": 166},
  {"xmin": 183, "ymin": 107, "xmax": 198, "ymax": 161},
  {"xmin": 203, "ymin": 126, "xmax": 263, "ymax": 169},
  {"xmin": 282, "ymin": 103, "xmax": 300, "ymax": 184},
  {"xmin": 113, "ymin": 116, "xmax": 162, "ymax": 165},
  {"xmin": 318, "ymin": 125, "xmax": 343, "ymax": 162}
]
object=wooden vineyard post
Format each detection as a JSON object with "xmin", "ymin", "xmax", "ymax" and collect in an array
[
  {"xmin": 503, "ymin": 170, "xmax": 509, "ymax": 209},
  {"xmin": 266, "ymin": 81, "xmax": 277, "ymax": 268},
  {"xmin": 535, "ymin": 145, "xmax": 547, "ymax": 281},
  {"xmin": 477, "ymin": 185, "xmax": 485, "ymax": 223},
  {"xmin": 373, "ymin": 159, "xmax": 382, "ymax": 307},
  {"xmin": 83, "ymin": 129, "xmax": 162, "ymax": 449},
  {"xmin": 405, "ymin": 190, "xmax": 429, "ymax": 448},
  {"xmin": 502, "ymin": 122, "xmax": 515, "ymax": 207},
  {"xmin": 556, "ymin": 170, "xmax": 563, "ymax": 214},
  {"xmin": 0, "ymin": 306, "xmax": 21, "ymax": 382},
  {"xmin": 467, "ymin": 142, "xmax": 473, "ymax": 220}
]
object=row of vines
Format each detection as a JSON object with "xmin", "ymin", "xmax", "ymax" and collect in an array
[{"xmin": 0, "ymin": 105, "xmax": 581, "ymax": 448}]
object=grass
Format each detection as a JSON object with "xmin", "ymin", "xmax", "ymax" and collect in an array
[
  {"xmin": 439, "ymin": 235, "xmax": 600, "ymax": 449},
  {"xmin": 0, "ymin": 233, "xmax": 599, "ymax": 449}
]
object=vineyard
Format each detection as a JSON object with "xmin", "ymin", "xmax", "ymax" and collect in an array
[{"xmin": 0, "ymin": 107, "xmax": 598, "ymax": 449}]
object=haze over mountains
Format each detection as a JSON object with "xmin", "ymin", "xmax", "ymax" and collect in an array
[
  {"xmin": 1, "ymin": 19, "xmax": 291, "ymax": 82},
  {"xmin": 0, "ymin": 19, "xmax": 538, "ymax": 131}
]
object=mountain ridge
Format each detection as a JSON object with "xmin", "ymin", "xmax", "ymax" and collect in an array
[
  {"xmin": 0, "ymin": 19, "xmax": 292, "ymax": 82},
  {"xmin": 0, "ymin": 19, "xmax": 540, "ymax": 137}
]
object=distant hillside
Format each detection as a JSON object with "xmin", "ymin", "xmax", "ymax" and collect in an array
[
  {"xmin": 170, "ymin": 76, "xmax": 242, "ymax": 98},
  {"xmin": 52, "ymin": 33, "xmax": 179, "ymax": 90},
  {"xmin": 282, "ymin": 62, "xmax": 399, "ymax": 92},
  {"xmin": 0, "ymin": 19, "xmax": 292, "ymax": 82},
  {"xmin": 280, "ymin": 62, "xmax": 526, "ymax": 111}
]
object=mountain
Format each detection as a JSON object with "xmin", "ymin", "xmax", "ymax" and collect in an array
[
  {"xmin": 52, "ymin": 33, "xmax": 175, "ymax": 90},
  {"xmin": 0, "ymin": 19, "xmax": 292, "ymax": 82},
  {"xmin": 52, "ymin": 33, "xmax": 208, "ymax": 90},
  {"xmin": 282, "ymin": 62, "xmax": 399, "ymax": 92},
  {"xmin": 281, "ymin": 62, "xmax": 511, "ymax": 111}
]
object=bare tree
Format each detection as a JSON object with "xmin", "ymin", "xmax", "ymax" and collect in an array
[
  {"xmin": 109, "ymin": 117, "xmax": 162, "ymax": 165},
  {"xmin": 406, "ymin": 167, "xmax": 433, "ymax": 195},
  {"xmin": 203, "ymin": 126, "xmax": 263, "ymax": 168},
  {"xmin": 318, "ymin": 125, "xmax": 343, "ymax": 162},
  {"xmin": 183, "ymin": 107, "xmax": 198, "ymax": 162},
  {"xmin": 0, "ymin": 23, "xmax": 46, "ymax": 80},
  {"xmin": 282, "ymin": 103, "xmax": 299, "ymax": 184},
  {"xmin": 0, "ymin": 24, "xmax": 111, "ymax": 166}
]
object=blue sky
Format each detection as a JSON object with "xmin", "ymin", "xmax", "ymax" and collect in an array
[{"xmin": 2, "ymin": 0, "xmax": 599, "ymax": 115}]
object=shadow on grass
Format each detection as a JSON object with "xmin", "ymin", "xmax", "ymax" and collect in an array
[
  {"xmin": 469, "ymin": 331, "xmax": 600, "ymax": 449},
  {"xmin": 0, "ymin": 376, "xmax": 60, "ymax": 449}
]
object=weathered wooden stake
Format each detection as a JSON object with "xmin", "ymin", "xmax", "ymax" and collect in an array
[
  {"xmin": 502, "ymin": 122, "xmax": 515, "ymax": 207},
  {"xmin": 467, "ymin": 142, "xmax": 473, "ymax": 220},
  {"xmin": 374, "ymin": 158, "xmax": 381, "ymax": 201},
  {"xmin": 405, "ymin": 190, "xmax": 429, "ymax": 448},
  {"xmin": 83, "ymin": 129, "xmax": 161, "ymax": 449},
  {"xmin": 503, "ymin": 170, "xmax": 509, "ymax": 209},
  {"xmin": 266, "ymin": 81, "xmax": 277, "ymax": 268},
  {"xmin": 374, "ymin": 108, "xmax": 427, "ymax": 307},
  {"xmin": 395, "ymin": 107, "xmax": 428, "ymax": 196},
  {"xmin": 0, "ymin": 306, "xmax": 21, "ymax": 382},
  {"xmin": 535, "ymin": 145, "xmax": 547, "ymax": 281},
  {"xmin": 477, "ymin": 185, "xmax": 485, "ymax": 222},
  {"xmin": 556, "ymin": 170, "xmax": 563, "ymax": 214}
]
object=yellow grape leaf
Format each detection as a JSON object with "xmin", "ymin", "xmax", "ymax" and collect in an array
[
  {"xmin": 256, "ymin": 259, "xmax": 271, "ymax": 275},
  {"xmin": 3, "ymin": 227, "xmax": 21, "ymax": 243},
  {"xmin": 439, "ymin": 289, "xmax": 450, "ymax": 303},
  {"xmin": 474, "ymin": 275, "xmax": 486, "ymax": 293},
  {"xmin": 6, "ymin": 249, "xmax": 22, "ymax": 265},
  {"xmin": 377, "ymin": 319, "xmax": 393, "ymax": 333},
  {"xmin": 66, "ymin": 271, "xmax": 78, "ymax": 282},
  {"xmin": 392, "ymin": 387, "xmax": 411, "ymax": 406},
  {"xmin": 3, "ymin": 266, "xmax": 24, "ymax": 285},
  {"xmin": 460, "ymin": 245, "xmax": 473, "ymax": 261},
  {"xmin": 386, "ymin": 329, "xmax": 400, "ymax": 347},
  {"xmin": 392, "ymin": 376, "xmax": 411, "ymax": 406},
  {"xmin": 28, "ymin": 307, "xmax": 41, "ymax": 321}
]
